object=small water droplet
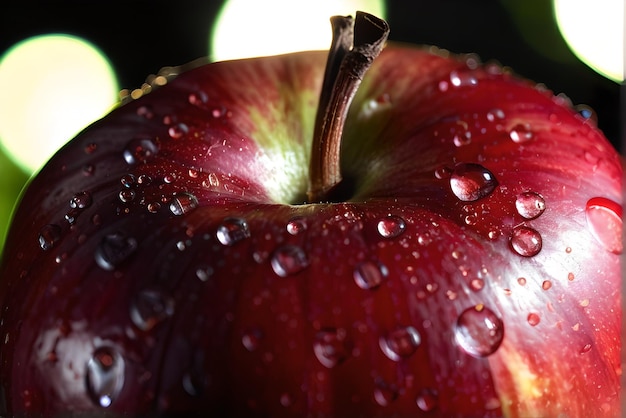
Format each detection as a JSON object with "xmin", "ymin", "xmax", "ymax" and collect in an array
[
  {"xmin": 313, "ymin": 329, "xmax": 349, "ymax": 368},
  {"xmin": 517, "ymin": 277, "xmax": 527, "ymax": 286},
  {"xmin": 118, "ymin": 189, "xmax": 136, "ymax": 203},
  {"xmin": 449, "ymin": 163, "xmax": 498, "ymax": 202},
  {"xmin": 271, "ymin": 245, "xmax": 309, "ymax": 277},
  {"xmin": 377, "ymin": 216, "xmax": 406, "ymax": 239},
  {"xmin": 469, "ymin": 278, "xmax": 484, "ymax": 291},
  {"xmin": 84, "ymin": 143, "xmax": 98, "ymax": 154},
  {"xmin": 509, "ymin": 123, "xmax": 534, "ymax": 143},
  {"xmin": 136, "ymin": 105, "xmax": 154, "ymax": 119},
  {"xmin": 353, "ymin": 260, "xmax": 388, "ymax": 290},
  {"xmin": 453, "ymin": 131, "xmax": 472, "ymax": 147},
  {"xmin": 486, "ymin": 109, "xmax": 505, "ymax": 122},
  {"xmin": 94, "ymin": 233, "xmax": 138, "ymax": 271},
  {"xmin": 416, "ymin": 388, "xmax": 438, "ymax": 412},
  {"xmin": 373, "ymin": 380, "xmax": 398, "ymax": 406},
  {"xmin": 527, "ymin": 312, "xmax": 541, "ymax": 326},
  {"xmin": 195, "ymin": 265, "xmax": 214, "ymax": 282},
  {"xmin": 510, "ymin": 225, "xmax": 542, "ymax": 257},
  {"xmin": 286, "ymin": 217, "xmax": 307, "ymax": 235},
  {"xmin": 585, "ymin": 197, "xmax": 623, "ymax": 254},
  {"xmin": 216, "ymin": 217, "xmax": 250, "ymax": 245},
  {"xmin": 542, "ymin": 280, "xmax": 552, "ymax": 290},
  {"xmin": 454, "ymin": 304, "xmax": 504, "ymax": 357},
  {"xmin": 38, "ymin": 224, "xmax": 62, "ymax": 250},
  {"xmin": 515, "ymin": 191, "xmax": 546, "ymax": 219},
  {"xmin": 130, "ymin": 288, "xmax": 174, "ymax": 331},
  {"xmin": 82, "ymin": 164, "xmax": 95, "ymax": 176},
  {"xmin": 242, "ymin": 327, "xmax": 264, "ymax": 352},
  {"xmin": 85, "ymin": 347, "xmax": 125, "ymax": 408},
  {"xmin": 70, "ymin": 191, "xmax": 93, "ymax": 209},
  {"xmin": 168, "ymin": 123, "xmax": 189, "ymax": 139},
  {"xmin": 123, "ymin": 137, "xmax": 158, "ymax": 164},
  {"xmin": 169, "ymin": 193, "xmax": 198, "ymax": 216},
  {"xmin": 379, "ymin": 326, "xmax": 421, "ymax": 361},
  {"xmin": 449, "ymin": 70, "xmax": 477, "ymax": 87},
  {"xmin": 147, "ymin": 202, "xmax": 161, "ymax": 213},
  {"xmin": 188, "ymin": 91, "xmax": 208, "ymax": 106}
]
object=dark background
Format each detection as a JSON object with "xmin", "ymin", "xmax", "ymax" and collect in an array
[{"xmin": 1, "ymin": 0, "xmax": 621, "ymax": 149}]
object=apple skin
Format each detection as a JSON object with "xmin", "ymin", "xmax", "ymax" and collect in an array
[{"xmin": 0, "ymin": 43, "xmax": 621, "ymax": 417}]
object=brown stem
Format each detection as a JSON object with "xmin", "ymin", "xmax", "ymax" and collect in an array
[{"xmin": 307, "ymin": 11, "xmax": 389, "ymax": 203}]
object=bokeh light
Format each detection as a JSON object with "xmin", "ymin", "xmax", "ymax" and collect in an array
[
  {"xmin": 211, "ymin": 0, "xmax": 386, "ymax": 61},
  {"xmin": 0, "ymin": 34, "xmax": 119, "ymax": 174},
  {"xmin": 553, "ymin": 0, "xmax": 624, "ymax": 82}
]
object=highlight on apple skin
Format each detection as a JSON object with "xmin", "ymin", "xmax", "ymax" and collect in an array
[{"xmin": 0, "ymin": 11, "xmax": 621, "ymax": 418}]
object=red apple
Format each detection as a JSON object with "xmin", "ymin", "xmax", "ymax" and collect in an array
[{"xmin": 0, "ymin": 11, "xmax": 621, "ymax": 418}]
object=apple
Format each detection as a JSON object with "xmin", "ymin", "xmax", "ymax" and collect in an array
[{"xmin": 0, "ymin": 11, "xmax": 621, "ymax": 418}]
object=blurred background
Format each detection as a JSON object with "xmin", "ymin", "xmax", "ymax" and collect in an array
[{"xmin": 0, "ymin": 0, "xmax": 623, "ymax": 253}]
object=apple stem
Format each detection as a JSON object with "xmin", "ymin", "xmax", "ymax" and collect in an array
[{"xmin": 307, "ymin": 11, "xmax": 389, "ymax": 203}]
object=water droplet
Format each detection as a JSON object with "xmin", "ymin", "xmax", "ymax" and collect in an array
[
  {"xmin": 94, "ymin": 233, "xmax": 138, "ymax": 271},
  {"xmin": 118, "ymin": 189, "xmax": 136, "ymax": 203},
  {"xmin": 168, "ymin": 123, "xmax": 188, "ymax": 139},
  {"xmin": 509, "ymin": 123, "xmax": 534, "ymax": 143},
  {"xmin": 286, "ymin": 217, "xmax": 307, "ymax": 235},
  {"xmin": 188, "ymin": 91, "xmax": 208, "ymax": 106},
  {"xmin": 449, "ymin": 70, "xmax": 477, "ymax": 87},
  {"xmin": 38, "ymin": 224, "xmax": 62, "ymax": 250},
  {"xmin": 527, "ymin": 312, "xmax": 541, "ymax": 326},
  {"xmin": 373, "ymin": 380, "xmax": 398, "ymax": 406},
  {"xmin": 169, "ymin": 193, "xmax": 198, "ymax": 216},
  {"xmin": 585, "ymin": 197, "xmax": 623, "ymax": 254},
  {"xmin": 449, "ymin": 163, "xmax": 498, "ymax": 202},
  {"xmin": 510, "ymin": 226, "xmax": 542, "ymax": 257},
  {"xmin": 517, "ymin": 277, "xmax": 527, "ymax": 286},
  {"xmin": 82, "ymin": 164, "xmax": 95, "ymax": 176},
  {"xmin": 377, "ymin": 216, "xmax": 406, "ymax": 239},
  {"xmin": 313, "ymin": 329, "xmax": 349, "ymax": 368},
  {"xmin": 454, "ymin": 304, "xmax": 504, "ymax": 357},
  {"xmin": 453, "ymin": 131, "xmax": 472, "ymax": 147},
  {"xmin": 136, "ymin": 105, "xmax": 154, "ymax": 119},
  {"xmin": 130, "ymin": 288, "xmax": 175, "ymax": 331},
  {"xmin": 85, "ymin": 347, "xmax": 125, "ymax": 408},
  {"xmin": 195, "ymin": 265, "xmax": 214, "ymax": 282},
  {"xmin": 353, "ymin": 260, "xmax": 388, "ymax": 290},
  {"xmin": 515, "ymin": 191, "xmax": 546, "ymax": 219},
  {"xmin": 242, "ymin": 327, "xmax": 264, "ymax": 352},
  {"xmin": 486, "ymin": 109, "xmax": 505, "ymax": 122},
  {"xmin": 147, "ymin": 202, "xmax": 161, "ymax": 213},
  {"xmin": 216, "ymin": 217, "xmax": 250, "ymax": 245},
  {"xmin": 379, "ymin": 326, "xmax": 421, "ymax": 361},
  {"xmin": 69, "ymin": 191, "xmax": 93, "ymax": 209},
  {"xmin": 271, "ymin": 245, "xmax": 309, "ymax": 277},
  {"xmin": 416, "ymin": 388, "xmax": 438, "ymax": 412},
  {"xmin": 123, "ymin": 137, "xmax": 158, "ymax": 164},
  {"xmin": 542, "ymin": 280, "xmax": 552, "ymax": 290},
  {"xmin": 120, "ymin": 174, "xmax": 136, "ymax": 188}
]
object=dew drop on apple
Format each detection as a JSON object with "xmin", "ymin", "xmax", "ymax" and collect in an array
[
  {"xmin": 69, "ymin": 191, "xmax": 93, "ymax": 209},
  {"xmin": 94, "ymin": 233, "xmax": 138, "ymax": 271},
  {"xmin": 85, "ymin": 346, "xmax": 125, "ymax": 408},
  {"xmin": 509, "ymin": 123, "xmax": 534, "ymax": 143},
  {"xmin": 130, "ymin": 288, "xmax": 175, "ymax": 331},
  {"xmin": 449, "ymin": 163, "xmax": 498, "ymax": 202},
  {"xmin": 373, "ymin": 380, "xmax": 398, "ymax": 406},
  {"xmin": 377, "ymin": 215, "xmax": 406, "ymax": 239},
  {"xmin": 515, "ymin": 191, "xmax": 545, "ymax": 219},
  {"xmin": 313, "ymin": 329, "xmax": 348, "ymax": 368},
  {"xmin": 527, "ymin": 312, "xmax": 541, "ymax": 326},
  {"xmin": 123, "ymin": 137, "xmax": 159, "ymax": 164},
  {"xmin": 216, "ymin": 217, "xmax": 250, "ymax": 245},
  {"xmin": 242, "ymin": 327, "xmax": 264, "ymax": 352},
  {"xmin": 120, "ymin": 174, "xmax": 136, "ymax": 188},
  {"xmin": 510, "ymin": 225, "xmax": 542, "ymax": 257},
  {"xmin": 454, "ymin": 304, "xmax": 504, "ymax": 357},
  {"xmin": 169, "ymin": 193, "xmax": 198, "ymax": 216},
  {"xmin": 379, "ymin": 326, "xmax": 421, "ymax": 361},
  {"xmin": 585, "ymin": 197, "xmax": 623, "ymax": 254},
  {"xmin": 271, "ymin": 245, "xmax": 309, "ymax": 277},
  {"xmin": 286, "ymin": 217, "xmax": 307, "ymax": 235},
  {"xmin": 168, "ymin": 123, "xmax": 189, "ymax": 139},
  {"xmin": 416, "ymin": 388, "xmax": 438, "ymax": 412},
  {"xmin": 188, "ymin": 91, "xmax": 208, "ymax": 106},
  {"xmin": 486, "ymin": 109, "xmax": 505, "ymax": 122},
  {"xmin": 118, "ymin": 189, "xmax": 136, "ymax": 203},
  {"xmin": 353, "ymin": 260, "xmax": 388, "ymax": 290},
  {"xmin": 38, "ymin": 224, "xmax": 62, "ymax": 251}
]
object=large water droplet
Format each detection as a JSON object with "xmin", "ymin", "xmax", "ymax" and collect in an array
[
  {"xmin": 130, "ymin": 288, "xmax": 175, "ymax": 331},
  {"xmin": 94, "ymin": 233, "xmax": 138, "ymax": 271},
  {"xmin": 379, "ymin": 326, "xmax": 421, "ymax": 361},
  {"xmin": 313, "ymin": 329, "xmax": 348, "ymax": 368},
  {"xmin": 271, "ymin": 245, "xmax": 309, "ymax": 277},
  {"xmin": 85, "ymin": 347, "xmax": 125, "ymax": 408},
  {"xmin": 123, "ymin": 137, "xmax": 158, "ymax": 164},
  {"xmin": 216, "ymin": 218, "xmax": 250, "ymax": 245},
  {"xmin": 585, "ymin": 197, "xmax": 623, "ymax": 254},
  {"xmin": 454, "ymin": 304, "xmax": 504, "ymax": 357},
  {"xmin": 353, "ymin": 260, "xmax": 388, "ymax": 290},
  {"xmin": 169, "ymin": 193, "xmax": 198, "ymax": 216},
  {"xmin": 449, "ymin": 163, "xmax": 498, "ymax": 202},
  {"xmin": 515, "ymin": 191, "xmax": 546, "ymax": 219},
  {"xmin": 510, "ymin": 226, "xmax": 542, "ymax": 257},
  {"xmin": 377, "ymin": 216, "xmax": 406, "ymax": 239},
  {"xmin": 38, "ymin": 224, "xmax": 62, "ymax": 250}
]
